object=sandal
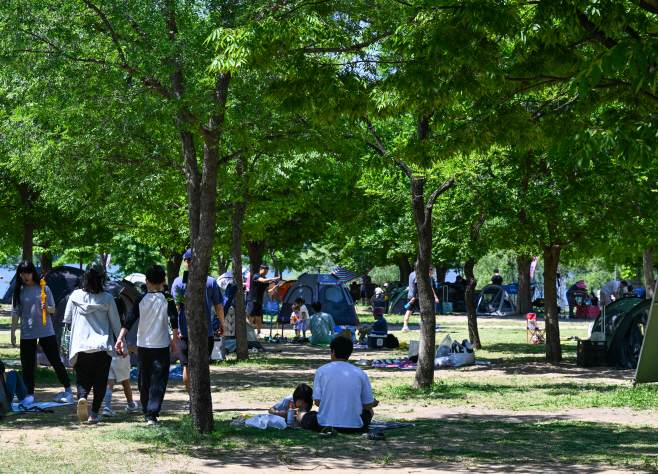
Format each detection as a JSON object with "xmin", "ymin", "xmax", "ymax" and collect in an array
[
  {"xmin": 318, "ymin": 426, "xmax": 337, "ymax": 438},
  {"xmin": 363, "ymin": 429, "xmax": 386, "ymax": 440}
]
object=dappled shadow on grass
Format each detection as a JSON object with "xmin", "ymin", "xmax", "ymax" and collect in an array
[
  {"xmin": 102, "ymin": 415, "xmax": 658, "ymax": 472},
  {"xmin": 379, "ymin": 378, "xmax": 656, "ymax": 409}
]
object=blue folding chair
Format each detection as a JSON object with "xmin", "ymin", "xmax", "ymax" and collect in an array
[{"xmin": 263, "ymin": 300, "xmax": 280, "ymax": 340}]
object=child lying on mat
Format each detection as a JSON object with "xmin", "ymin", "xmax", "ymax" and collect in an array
[{"xmin": 268, "ymin": 383, "xmax": 313, "ymax": 418}]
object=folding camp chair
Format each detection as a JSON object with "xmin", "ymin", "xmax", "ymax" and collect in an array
[
  {"xmin": 569, "ymin": 290, "xmax": 590, "ymax": 319},
  {"xmin": 526, "ymin": 313, "xmax": 545, "ymax": 344},
  {"xmin": 263, "ymin": 300, "xmax": 280, "ymax": 341}
]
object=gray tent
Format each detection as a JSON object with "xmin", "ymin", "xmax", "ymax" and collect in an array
[{"xmin": 476, "ymin": 284, "xmax": 516, "ymax": 316}]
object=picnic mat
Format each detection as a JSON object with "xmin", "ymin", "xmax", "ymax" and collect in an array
[
  {"xmin": 130, "ymin": 364, "xmax": 184, "ymax": 380},
  {"xmin": 371, "ymin": 358, "xmax": 416, "ymax": 369},
  {"xmin": 369, "ymin": 419, "xmax": 415, "ymax": 430},
  {"xmin": 11, "ymin": 401, "xmax": 74, "ymax": 412}
]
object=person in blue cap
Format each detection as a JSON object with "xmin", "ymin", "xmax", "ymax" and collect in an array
[{"xmin": 171, "ymin": 249, "xmax": 226, "ymax": 407}]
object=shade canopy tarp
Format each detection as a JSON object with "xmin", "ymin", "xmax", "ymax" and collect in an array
[{"xmin": 331, "ymin": 265, "xmax": 374, "ymax": 284}]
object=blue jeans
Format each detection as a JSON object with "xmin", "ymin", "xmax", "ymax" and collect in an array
[{"xmin": 5, "ymin": 371, "xmax": 28, "ymax": 408}]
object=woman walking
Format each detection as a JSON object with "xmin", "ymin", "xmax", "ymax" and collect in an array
[
  {"xmin": 10, "ymin": 260, "xmax": 73, "ymax": 403},
  {"xmin": 64, "ymin": 262, "xmax": 121, "ymax": 423}
]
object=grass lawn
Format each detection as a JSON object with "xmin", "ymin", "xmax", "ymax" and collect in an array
[{"xmin": 0, "ymin": 312, "xmax": 656, "ymax": 473}]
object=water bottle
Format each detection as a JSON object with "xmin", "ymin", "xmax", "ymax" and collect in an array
[{"xmin": 286, "ymin": 402, "xmax": 295, "ymax": 427}]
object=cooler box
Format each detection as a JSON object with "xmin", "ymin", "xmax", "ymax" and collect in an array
[
  {"xmin": 576, "ymin": 340, "xmax": 607, "ymax": 367},
  {"xmin": 367, "ymin": 332, "xmax": 387, "ymax": 349},
  {"xmin": 442, "ymin": 302, "xmax": 453, "ymax": 313}
]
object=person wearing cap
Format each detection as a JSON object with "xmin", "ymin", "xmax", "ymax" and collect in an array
[
  {"xmin": 358, "ymin": 307, "xmax": 388, "ymax": 340},
  {"xmin": 566, "ymin": 280, "xmax": 587, "ymax": 318},
  {"xmin": 246, "ymin": 264, "xmax": 280, "ymax": 336},
  {"xmin": 171, "ymin": 249, "xmax": 225, "ymax": 403},
  {"xmin": 64, "ymin": 262, "xmax": 122, "ymax": 423},
  {"xmin": 10, "ymin": 259, "xmax": 73, "ymax": 404}
]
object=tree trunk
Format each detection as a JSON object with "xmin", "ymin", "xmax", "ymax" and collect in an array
[
  {"xmin": 267, "ymin": 242, "xmax": 279, "ymax": 277},
  {"xmin": 542, "ymin": 247, "xmax": 562, "ymax": 362},
  {"xmin": 435, "ymin": 265, "xmax": 448, "ymax": 285},
  {"xmin": 40, "ymin": 249, "xmax": 53, "ymax": 273},
  {"xmin": 516, "ymin": 256, "xmax": 533, "ymax": 315},
  {"xmin": 246, "ymin": 239, "xmax": 266, "ymax": 278},
  {"xmin": 463, "ymin": 258, "xmax": 481, "ymax": 349},
  {"xmin": 166, "ymin": 250, "xmax": 183, "ymax": 288},
  {"xmin": 232, "ymin": 158, "xmax": 249, "ymax": 362},
  {"xmin": 22, "ymin": 222, "xmax": 33, "ymax": 262},
  {"xmin": 216, "ymin": 254, "xmax": 229, "ymax": 276},
  {"xmin": 644, "ymin": 247, "xmax": 655, "ymax": 300},
  {"xmin": 398, "ymin": 255, "xmax": 412, "ymax": 284}
]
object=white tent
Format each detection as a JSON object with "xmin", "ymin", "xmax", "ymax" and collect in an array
[
  {"xmin": 217, "ymin": 267, "xmax": 249, "ymax": 290},
  {"xmin": 476, "ymin": 284, "xmax": 516, "ymax": 316}
]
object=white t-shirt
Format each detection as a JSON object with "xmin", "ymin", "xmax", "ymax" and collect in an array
[
  {"xmin": 313, "ymin": 361, "xmax": 374, "ymax": 428},
  {"xmin": 601, "ymin": 281, "xmax": 621, "ymax": 295},
  {"xmin": 299, "ymin": 304, "xmax": 310, "ymax": 321}
]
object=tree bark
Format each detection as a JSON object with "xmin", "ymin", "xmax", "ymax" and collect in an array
[
  {"xmin": 246, "ymin": 239, "xmax": 266, "ymax": 279},
  {"xmin": 542, "ymin": 247, "xmax": 562, "ymax": 362},
  {"xmin": 165, "ymin": 250, "xmax": 183, "ymax": 288},
  {"xmin": 40, "ymin": 249, "xmax": 53, "ymax": 273},
  {"xmin": 435, "ymin": 265, "xmax": 448, "ymax": 285},
  {"xmin": 22, "ymin": 222, "xmax": 33, "ymax": 262},
  {"xmin": 267, "ymin": 242, "xmax": 279, "ymax": 277},
  {"xmin": 232, "ymin": 158, "xmax": 249, "ymax": 362},
  {"xmin": 516, "ymin": 256, "xmax": 533, "ymax": 315},
  {"xmin": 463, "ymin": 258, "xmax": 481, "ymax": 349},
  {"xmin": 398, "ymin": 255, "xmax": 412, "ymax": 283},
  {"xmin": 216, "ymin": 254, "xmax": 229, "ymax": 276},
  {"xmin": 644, "ymin": 247, "xmax": 656, "ymax": 300}
]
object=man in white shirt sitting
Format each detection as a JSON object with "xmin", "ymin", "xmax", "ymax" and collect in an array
[
  {"xmin": 298, "ymin": 336, "xmax": 378, "ymax": 434},
  {"xmin": 600, "ymin": 280, "xmax": 628, "ymax": 307}
]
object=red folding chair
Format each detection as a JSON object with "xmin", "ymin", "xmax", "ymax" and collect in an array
[{"xmin": 526, "ymin": 313, "xmax": 545, "ymax": 344}]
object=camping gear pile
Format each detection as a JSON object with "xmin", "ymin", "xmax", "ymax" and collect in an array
[{"xmin": 434, "ymin": 335, "xmax": 475, "ymax": 367}]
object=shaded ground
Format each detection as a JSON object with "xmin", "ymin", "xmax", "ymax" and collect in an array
[{"xmin": 0, "ymin": 308, "xmax": 655, "ymax": 473}]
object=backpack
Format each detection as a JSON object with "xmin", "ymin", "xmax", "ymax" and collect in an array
[{"xmin": 385, "ymin": 334, "xmax": 399, "ymax": 349}]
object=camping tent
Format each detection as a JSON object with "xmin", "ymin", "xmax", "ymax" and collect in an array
[
  {"xmin": 590, "ymin": 297, "xmax": 650, "ymax": 369},
  {"xmin": 279, "ymin": 273, "xmax": 357, "ymax": 325},
  {"xmin": 476, "ymin": 284, "xmax": 516, "ymax": 316},
  {"xmin": 635, "ymin": 282, "xmax": 658, "ymax": 383},
  {"xmin": 388, "ymin": 285, "xmax": 416, "ymax": 315}
]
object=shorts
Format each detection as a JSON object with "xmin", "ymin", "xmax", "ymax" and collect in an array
[
  {"xmin": 300, "ymin": 409, "xmax": 372, "ymax": 434},
  {"xmin": 406, "ymin": 300, "xmax": 420, "ymax": 312},
  {"xmin": 297, "ymin": 319, "xmax": 309, "ymax": 332},
  {"xmin": 246, "ymin": 301, "xmax": 263, "ymax": 317},
  {"xmin": 178, "ymin": 336, "xmax": 215, "ymax": 367},
  {"xmin": 108, "ymin": 355, "xmax": 131, "ymax": 383}
]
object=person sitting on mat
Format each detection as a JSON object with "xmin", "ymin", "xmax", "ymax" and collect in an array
[
  {"xmin": 0, "ymin": 360, "xmax": 33, "ymax": 409},
  {"xmin": 297, "ymin": 337, "xmax": 379, "ymax": 435},
  {"xmin": 268, "ymin": 383, "xmax": 313, "ymax": 418}
]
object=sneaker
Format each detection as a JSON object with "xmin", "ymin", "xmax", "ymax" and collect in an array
[
  {"xmin": 20, "ymin": 395, "xmax": 34, "ymax": 406},
  {"xmin": 147, "ymin": 419, "xmax": 160, "ymax": 427},
  {"xmin": 125, "ymin": 401, "xmax": 139, "ymax": 412},
  {"xmin": 88, "ymin": 414, "xmax": 103, "ymax": 423},
  {"xmin": 53, "ymin": 392, "xmax": 64, "ymax": 402},
  {"xmin": 401, "ymin": 326, "xmax": 411, "ymax": 333},
  {"xmin": 61, "ymin": 392, "xmax": 75, "ymax": 404},
  {"xmin": 102, "ymin": 407, "xmax": 116, "ymax": 417},
  {"xmin": 77, "ymin": 398, "xmax": 89, "ymax": 421}
]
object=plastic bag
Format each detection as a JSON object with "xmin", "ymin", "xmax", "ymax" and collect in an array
[
  {"xmin": 434, "ymin": 356, "xmax": 451, "ymax": 367},
  {"xmin": 244, "ymin": 414, "xmax": 287, "ymax": 430},
  {"xmin": 408, "ymin": 340, "xmax": 420, "ymax": 358},
  {"xmin": 436, "ymin": 334, "xmax": 453, "ymax": 358},
  {"xmin": 449, "ymin": 339, "xmax": 475, "ymax": 367}
]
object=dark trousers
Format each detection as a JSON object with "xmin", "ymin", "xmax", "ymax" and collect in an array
[
  {"xmin": 138, "ymin": 347, "xmax": 170, "ymax": 420},
  {"xmin": 75, "ymin": 351, "xmax": 112, "ymax": 414},
  {"xmin": 20, "ymin": 336, "xmax": 71, "ymax": 395},
  {"xmin": 301, "ymin": 409, "xmax": 373, "ymax": 433}
]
